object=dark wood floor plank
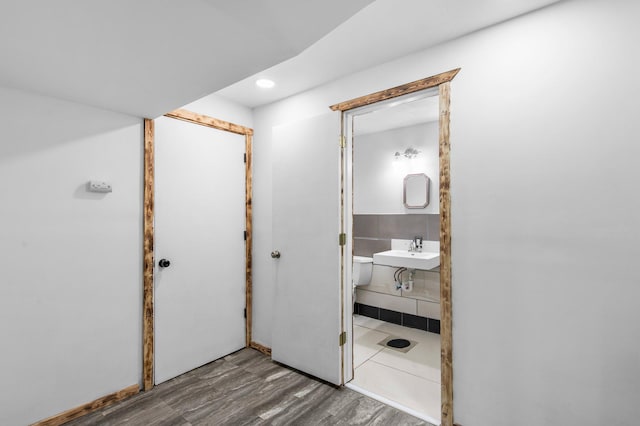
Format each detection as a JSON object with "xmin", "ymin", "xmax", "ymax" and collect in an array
[{"xmin": 64, "ymin": 348, "xmax": 432, "ymax": 426}]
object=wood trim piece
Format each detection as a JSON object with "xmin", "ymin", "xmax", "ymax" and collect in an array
[
  {"xmin": 32, "ymin": 384, "xmax": 139, "ymax": 426},
  {"xmin": 143, "ymin": 118, "xmax": 155, "ymax": 392},
  {"xmin": 338, "ymin": 112, "xmax": 345, "ymax": 385},
  {"xmin": 164, "ymin": 109, "xmax": 254, "ymax": 136},
  {"xmin": 245, "ymin": 133, "xmax": 253, "ymax": 347},
  {"xmin": 439, "ymin": 81, "xmax": 454, "ymax": 426},
  {"xmin": 249, "ymin": 341, "xmax": 272, "ymax": 356},
  {"xmin": 329, "ymin": 68, "xmax": 460, "ymax": 112}
]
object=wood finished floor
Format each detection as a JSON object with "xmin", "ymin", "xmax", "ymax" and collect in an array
[{"xmin": 66, "ymin": 348, "xmax": 432, "ymax": 426}]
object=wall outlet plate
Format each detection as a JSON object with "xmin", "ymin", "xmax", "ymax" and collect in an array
[{"xmin": 87, "ymin": 180, "xmax": 112, "ymax": 193}]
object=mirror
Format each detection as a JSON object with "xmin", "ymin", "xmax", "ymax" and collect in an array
[{"xmin": 403, "ymin": 173, "xmax": 430, "ymax": 208}]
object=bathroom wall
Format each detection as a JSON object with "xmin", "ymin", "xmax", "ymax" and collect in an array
[
  {"xmin": 352, "ymin": 121, "xmax": 440, "ymax": 255},
  {"xmin": 354, "ymin": 122, "xmax": 439, "ymax": 215},
  {"xmin": 353, "ymin": 121, "xmax": 441, "ymax": 325},
  {"xmin": 353, "ymin": 214, "xmax": 439, "ymax": 256},
  {"xmin": 355, "ymin": 262, "xmax": 441, "ymax": 334},
  {"xmin": 251, "ymin": 0, "xmax": 640, "ymax": 424},
  {"xmin": 354, "ymin": 298, "xmax": 441, "ymax": 334},
  {"xmin": 355, "ymin": 231, "xmax": 441, "ymax": 333}
]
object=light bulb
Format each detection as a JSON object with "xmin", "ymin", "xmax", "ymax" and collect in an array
[{"xmin": 256, "ymin": 78, "xmax": 275, "ymax": 89}]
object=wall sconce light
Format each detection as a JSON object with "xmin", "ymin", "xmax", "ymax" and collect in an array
[{"xmin": 394, "ymin": 147, "xmax": 421, "ymax": 159}]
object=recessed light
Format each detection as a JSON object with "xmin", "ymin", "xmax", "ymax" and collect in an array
[{"xmin": 256, "ymin": 78, "xmax": 275, "ymax": 89}]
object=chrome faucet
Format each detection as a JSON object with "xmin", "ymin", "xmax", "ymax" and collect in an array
[{"xmin": 409, "ymin": 236, "xmax": 423, "ymax": 252}]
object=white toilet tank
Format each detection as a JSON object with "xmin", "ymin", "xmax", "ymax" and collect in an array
[{"xmin": 353, "ymin": 256, "xmax": 373, "ymax": 286}]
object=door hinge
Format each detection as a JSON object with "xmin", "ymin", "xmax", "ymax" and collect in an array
[
  {"xmin": 339, "ymin": 331, "xmax": 347, "ymax": 346},
  {"xmin": 243, "ymin": 153, "xmax": 247, "ymax": 163},
  {"xmin": 339, "ymin": 135, "xmax": 346, "ymax": 148},
  {"xmin": 244, "ymin": 230, "xmax": 247, "ymax": 240},
  {"xmin": 338, "ymin": 233, "xmax": 346, "ymax": 246},
  {"xmin": 244, "ymin": 308, "xmax": 247, "ymax": 319}
]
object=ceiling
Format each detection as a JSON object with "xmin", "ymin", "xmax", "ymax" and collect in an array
[
  {"xmin": 218, "ymin": 0, "xmax": 561, "ymax": 108},
  {"xmin": 0, "ymin": 0, "xmax": 372, "ymax": 118},
  {"xmin": 0, "ymin": 0, "xmax": 561, "ymax": 118},
  {"xmin": 354, "ymin": 94, "xmax": 440, "ymax": 136}
]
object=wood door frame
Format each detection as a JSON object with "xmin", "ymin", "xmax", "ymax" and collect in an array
[
  {"xmin": 330, "ymin": 68, "xmax": 460, "ymax": 426},
  {"xmin": 143, "ymin": 109, "xmax": 254, "ymax": 391}
]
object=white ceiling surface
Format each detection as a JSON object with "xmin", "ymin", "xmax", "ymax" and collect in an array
[
  {"xmin": 354, "ymin": 94, "xmax": 440, "ymax": 136},
  {"xmin": 0, "ymin": 0, "xmax": 373, "ymax": 118},
  {"xmin": 218, "ymin": 0, "xmax": 561, "ymax": 108}
]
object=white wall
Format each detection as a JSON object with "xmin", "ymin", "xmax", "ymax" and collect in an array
[
  {"xmin": 0, "ymin": 87, "xmax": 143, "ymax": 425},
  {"xmin": 251, "ymin": 0, "xmax": 640, "ymax": 424},
  {"xmin": 354, "ymin": 122, "xmax": 439, "ymax": 214}
]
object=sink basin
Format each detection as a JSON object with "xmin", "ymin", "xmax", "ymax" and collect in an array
[{"xmin": 373, "ymin": 250, "xmax": 440, "ymax": 270}]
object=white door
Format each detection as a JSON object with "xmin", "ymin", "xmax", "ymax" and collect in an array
[
  {"xmin": 271, "ymin": 112, "xmax": 344, "ymax": 385},
  {"xmin": 154, "ymin": 116, "xmax": 246, "ymax": 384}
]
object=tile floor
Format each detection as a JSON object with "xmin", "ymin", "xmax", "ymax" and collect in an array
[{"xmin": 350, "ymin": 314, "xmax": 441, "ymax": 425}]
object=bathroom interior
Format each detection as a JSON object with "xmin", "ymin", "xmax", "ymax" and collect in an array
[{"xmin": 347, "ymin": 91, "xmax": 442, "ymax": 424}]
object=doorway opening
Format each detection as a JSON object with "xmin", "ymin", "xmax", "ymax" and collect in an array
[
  {"xmin": 330, "ymin": 68, "xmax": 459, "ymax": 426},
  {"xmin": 348, "ymin": 91, "xmax": 441, "ymax": 423}
]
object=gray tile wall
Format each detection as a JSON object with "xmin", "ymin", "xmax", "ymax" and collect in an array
[{"xmin": 353, "ymin": 214, "xmax": 439, "ymax": 257}]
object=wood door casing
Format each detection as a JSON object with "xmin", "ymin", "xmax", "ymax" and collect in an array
[{"xmin": 142, "ymin": 111, "xmax": 254, "ymax": 391}]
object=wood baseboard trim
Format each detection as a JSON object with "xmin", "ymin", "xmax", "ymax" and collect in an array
[
  {"xmin": 31, "ymin": 384, "xmax": 140, "ymax": 426},
  {"xmin": 249, "ymin": 341, "xmax": 272, "ymax": 356}
]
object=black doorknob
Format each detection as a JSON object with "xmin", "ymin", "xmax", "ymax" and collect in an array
[{"xmin": 158, "ymin": 259, "xmax": 171, "ymax": 268}]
